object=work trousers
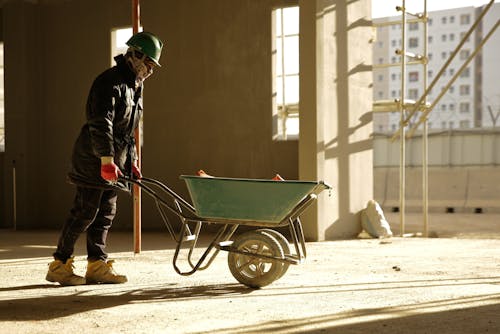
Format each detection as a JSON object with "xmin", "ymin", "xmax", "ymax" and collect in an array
[{"xmin": 53, "ymin": 186, "xmax": 118, "ymax": 263}]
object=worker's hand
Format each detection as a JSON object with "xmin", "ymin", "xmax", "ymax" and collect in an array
[
  {"xmin": 132, "ymin": 160, "xmax": 142, "ymax": 179},
  {"xmin": 100, "ymin": 156, "xmax": 123, "ymax": 182}
]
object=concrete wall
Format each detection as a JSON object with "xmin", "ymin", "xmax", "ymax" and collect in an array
[
  {"xmin": 299, "ymin": 0, "xmax": 373, "ymax": 240},
  {"xmin": 374, "ymin": 129, "xmax": 500, "ymax": 167},
  {"xmin": 2, "ymin": 0, "xmax": 374, "ymax": 241},
  {"xmin": 2, "ymin": 0, "xmax": 299, "ymax": 230},
  {"xmin": 374, "ymin": 130, "xmax": 500, "ymax": 212},
  {"xmin": 375, "ymin": 166, "xmax": 500, "ymax": 213}
]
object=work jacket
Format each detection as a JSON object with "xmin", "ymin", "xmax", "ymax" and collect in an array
[{"xmin": 68, "ymin": 54, "xmax": 142, "ymax": 191}]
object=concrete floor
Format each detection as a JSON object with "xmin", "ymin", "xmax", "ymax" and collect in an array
[{"xmin": 1, "ymin": 213, "xmax": 499, "ymax": 333}]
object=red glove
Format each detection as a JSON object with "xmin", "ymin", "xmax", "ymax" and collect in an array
[
  {"xmin": 100, "ymin": 157, "xmax": 123, "ymax": 182},
  {"xmin": 132, "ymin": 160, "xmax": 142, "ymax": 179}
]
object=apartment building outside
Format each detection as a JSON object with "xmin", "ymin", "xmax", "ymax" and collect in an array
[{"xmin": 373, "ymin": 3, "xmax": 500, "ymax": 133}]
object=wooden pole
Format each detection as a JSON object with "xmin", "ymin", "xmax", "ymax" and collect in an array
[{"xmin": 132, "ymin": 0, "xmax": 142, "ymax": 254}]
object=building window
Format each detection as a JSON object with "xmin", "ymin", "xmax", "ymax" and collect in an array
[
  {"xmin": 460, "ymin": 85, "xmax": 470, "ymax": 95},
  {"xmin": 428, "ymin": 53, "xmax": 433, "ymax": 60},
  {"xmin": 460, "ymin": 14, "xmax": 470, "ymax": 25},
  {"xmin": 450, "ymin": 86, "xmax": 455, "ymax": 93},
  {"xmin": 428, "ymin": 36, "xmax": 433, "ymax": 43},
  {"xmin": 449, "ymin": 121, "xmax": 454, "ymax": 129},
  {"xmin": 273, "ymin": 6, "xmax": 299, "ymax": 140},
  {"xmin": 409, "ymin": 22, "xmax": 419, "ymax": 31},
  {"xmin": 460, "ymin": 102, "xmax": 470, "ymax": 113},
  {"xmin": 391, "ymin": 73, "xmax": 397, "ymax": 81},
  {"xmin": 460, "ymin": 120, "xmax": 470, "ymax": 128},
  {"xmin": 428, "ymin": 18, "xmax": 433, "ymax": 26},
  {"xmin": 449, "ymin": 68, "xmax": 455, "ymax": 76},
  {"xmin": 391, "ymin": 40, "xmax": 397, "ymax": 47},
  {"xmin": 409, "ymin": 71, "xmax": 419, "ymax": 82},
  {"xmin": 408, "ymin": 88, "xmax": 419, "ymax": 99},
  {"xmin": 460, "ymin": 32, "xmax": 470, "ymax": 42},
  {"xmin": 111, "ymin": 27, "xmax": 138, "ymax": 66},
  {"xmin": 428, "ymin": 70, "xmax": 433, "ymax": 78},
  {"xmin": 460, "ymin": 67, "xmax": 470, "ymax": 78},
  {"xmin": 377, "ymin": 74, "xmax": 384, "ymax": 82},
  {"xmin": 460, "ymin": 49, "xmax": 470, "ymax": 60},
  {"xmin": 450, "ymin": 16, "xmax": 455, "ymax": 24},
  {"xmin": 409, "ymin": 37, "xmax": 419, "ymax": 48},
  {"xmin": 442, "ymin": 17, "xmax": 447, "ymax": 24},
  {"xmin": 449, "ymin": 33, "xmax": 455, "ymax": 41},
  {"xmin": 441, "ymin": 34, "xmax": 447, "ymax": 42},
  {"xmin": 441, "ymin": 52, "xmax": 447, "ymax": 60},
  {"xmin": 449, "ymin": 104, "xmax": 455, "ymax": 111}
]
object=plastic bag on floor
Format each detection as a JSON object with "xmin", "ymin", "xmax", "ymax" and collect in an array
[{"xmin": 361, "ymin": 199, "xmax": 393, "ymax": 238}]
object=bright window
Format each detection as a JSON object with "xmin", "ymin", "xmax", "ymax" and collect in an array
[
  {"xmin": 460, "ymin": 14, "xmax": 470, "ymax": 25},
  {"xmin": 409, "ymin": 71, "xmax": 419, "ymax": 82},
  {"xmin": 111, "ymin": 27, "xmax": 143, "ymax": 142},
  {"xmin": 272, "ymin": 6, "xmax": 299, "ymax": 140},
  {"xmin": 408, "ymin": 37, "xmax": 418, "ymax": 48},
  {"xmin": 111, "ymin": 27, "xmax": 142, "ymax": 66}
]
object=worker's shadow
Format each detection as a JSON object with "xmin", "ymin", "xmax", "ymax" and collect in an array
[{"xmin": 0, "ymin": 282, "xmax": 253, "ymax": 320}]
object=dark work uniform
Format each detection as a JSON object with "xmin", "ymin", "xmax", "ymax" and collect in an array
[{"xmin": 54, "ymin": 55, "xmax": 142, "ymax": 262}]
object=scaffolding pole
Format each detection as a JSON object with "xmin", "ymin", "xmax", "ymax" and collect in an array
[
  {"xmin": 398, "ymin": 1, "xmax": 407, "ymax": 236},
  {"xmin": 422, "ymin": 1, "xmax": 429, "ymax": 237}
]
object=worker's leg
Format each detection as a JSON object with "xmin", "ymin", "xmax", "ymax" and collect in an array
[
  {"xmin": 53, "ymin": 186, "xmax": 103, "ymax": 263},
  {"xmin": 86, "ymin": 189, "xmax": 117, "ymax": 262}
]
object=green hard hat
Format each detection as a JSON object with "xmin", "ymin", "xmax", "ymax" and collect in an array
[{"xmin": 126, "ymin": 32, "xmax": 163, "ymax": 66}]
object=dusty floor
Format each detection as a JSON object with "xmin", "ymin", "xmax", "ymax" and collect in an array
[{"xmin": 1, "ymin": 212, "xmax": 500, "ymax": 334}]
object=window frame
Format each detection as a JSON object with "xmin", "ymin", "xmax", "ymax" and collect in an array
[{"xmin": 272, "ymin": 5, "xmax": 300, "ymax": 141}]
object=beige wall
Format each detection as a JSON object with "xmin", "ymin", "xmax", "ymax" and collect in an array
[
  {"xmin": 1, "ymin": 0, "xmax": 299, "ymax": 229},
  {"xmin": 299, "ymin": 0, "xmax": 374, "ymax": 240},
  {"xmin": 375, "ymin": 166, "xmax": 500, "ymax": 213},
  {"xmin": 1, "ymin": 0, "xmax": 375, "ymax": 241}
]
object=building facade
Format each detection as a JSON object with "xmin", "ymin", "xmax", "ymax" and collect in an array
[{"xmin": 373, "ymin": 3, "xmax": 500, "ymax": 133}]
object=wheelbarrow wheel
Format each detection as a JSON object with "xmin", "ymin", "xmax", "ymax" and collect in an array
[
  {"xmin": 256, "ymin": 229, "xmax": 290, "ymax": 279},
  {"xmin": 228, "ymin": 230, "xmax": 284, "ymax": 288}
]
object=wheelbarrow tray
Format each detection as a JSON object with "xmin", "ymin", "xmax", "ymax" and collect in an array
[{"xmin": 181, "ymin": 175, "xmax": 330, "ymax": 224}]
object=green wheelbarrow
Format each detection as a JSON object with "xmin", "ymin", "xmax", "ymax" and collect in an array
[{"xmin": 122, "ymin": 175, "xmax": 331, "ymax": 288}]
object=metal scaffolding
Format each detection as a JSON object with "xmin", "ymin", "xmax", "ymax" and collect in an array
[
  {"xmin": 372, "ymin": 0, "xmax": 498, "ymax": 236},
  {"xmin": 373, "ymin": 0, "xmax": 428, "ymax": 236}
]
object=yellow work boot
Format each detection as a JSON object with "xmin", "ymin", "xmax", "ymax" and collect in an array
[
  {"xmin": 45, "ymin": 257, "xmax": 86, "ymax": 286},
  {"xmin": 85, "ymin": 259, "xmax": 128, "ymax": 284}
]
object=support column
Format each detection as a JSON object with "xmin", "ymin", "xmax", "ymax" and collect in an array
[{"xmin": 299, "ymin": 0, "xmax": 373, "ymax": 240}]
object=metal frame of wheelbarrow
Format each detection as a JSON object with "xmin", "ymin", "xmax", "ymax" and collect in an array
[{"xmin": 121, "ymin": 176, "xmax": 326, "ymax": 278}]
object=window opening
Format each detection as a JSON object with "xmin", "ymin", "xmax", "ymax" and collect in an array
[
  {"xmin": 111, "ymin": 27, "xmax": 142, "ymax": 66},
  {"xmin": 111, "ymin": 27, "xmax": 143, "ymax": 143},
  {"xmin": 272, "ymin": 6, "xmax": 299, "ymax": 141}
]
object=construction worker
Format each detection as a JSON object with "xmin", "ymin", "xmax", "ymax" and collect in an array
[{"xmin": 46, "ymin": 32, "xmax": 164, "ymax": 285}]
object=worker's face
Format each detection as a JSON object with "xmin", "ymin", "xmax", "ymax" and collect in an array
[
  {"xmin": 130, "ymin": 50, "xmax": 156, "ymax": 82},
  {"xmin": 144, "ymin": 57, "xmax": 157, "ymax": 73}
]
